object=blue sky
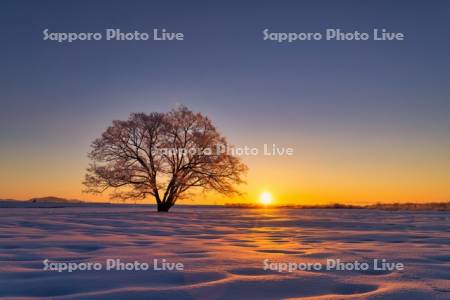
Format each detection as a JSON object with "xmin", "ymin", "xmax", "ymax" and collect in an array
[{"xmin": 1, "ymin": 0, "xmax": 449, "ymax": 203}]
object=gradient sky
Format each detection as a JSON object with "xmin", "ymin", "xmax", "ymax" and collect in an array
[{"xmin": 1, "ymin": 0, "xmax": 450, "ymax": 204}]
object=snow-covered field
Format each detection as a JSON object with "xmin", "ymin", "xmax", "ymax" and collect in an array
[{"xmin": 0, "ymin": 206, "xmax": 448, "ymax": 299}]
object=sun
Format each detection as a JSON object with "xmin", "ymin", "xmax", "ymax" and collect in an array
[{"xmin": 259, "ymin": 192, "xmax": 273, "ymax": 205}]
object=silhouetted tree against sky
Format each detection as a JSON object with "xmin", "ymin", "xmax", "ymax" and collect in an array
[{"xmin": 84, "ymin": 106, "xmax": 247, "ymax": 212}]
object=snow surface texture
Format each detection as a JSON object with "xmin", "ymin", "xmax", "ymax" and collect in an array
[{"xmin": 0, "ymin": 206, "xmax": 448, "ymax": 299}]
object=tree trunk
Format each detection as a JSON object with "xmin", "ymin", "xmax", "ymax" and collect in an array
[{"xmin": 157, "ymin": 202, "xmax": 172, "ymax": 212}]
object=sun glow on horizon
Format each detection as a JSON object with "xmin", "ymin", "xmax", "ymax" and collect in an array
[{"xmin": 259, "ymin": 192, "xmax": 273, "ymax": 205}]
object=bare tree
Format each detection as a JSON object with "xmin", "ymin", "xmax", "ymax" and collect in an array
[{"xmin": 84, "ymin": 106, "xmax": 247, "ymax": 212}]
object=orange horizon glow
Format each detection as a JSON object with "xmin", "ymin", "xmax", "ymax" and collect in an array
[
  {"xmin": 1, "ymin": 134, "xmax": 450, "ymax": 205},
  {"xmin": 1, "ymin": 168, "xmax": 449, "ymax": 205}
]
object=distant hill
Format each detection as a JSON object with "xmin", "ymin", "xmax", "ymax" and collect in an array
[
  {"xmin": 0, "ymin": 196, "xmax": 103, "ymax": 208},
  {"xmin": 28, "ymin": 196, "xmax": 84, "ymax": 204},
  {"xmin": 0, "ymin": 197, "xmax": 149, "ymax": 208},
  {"xmin": 0, "ymin": 196, "xmax": 86, "ymax": 203}
]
